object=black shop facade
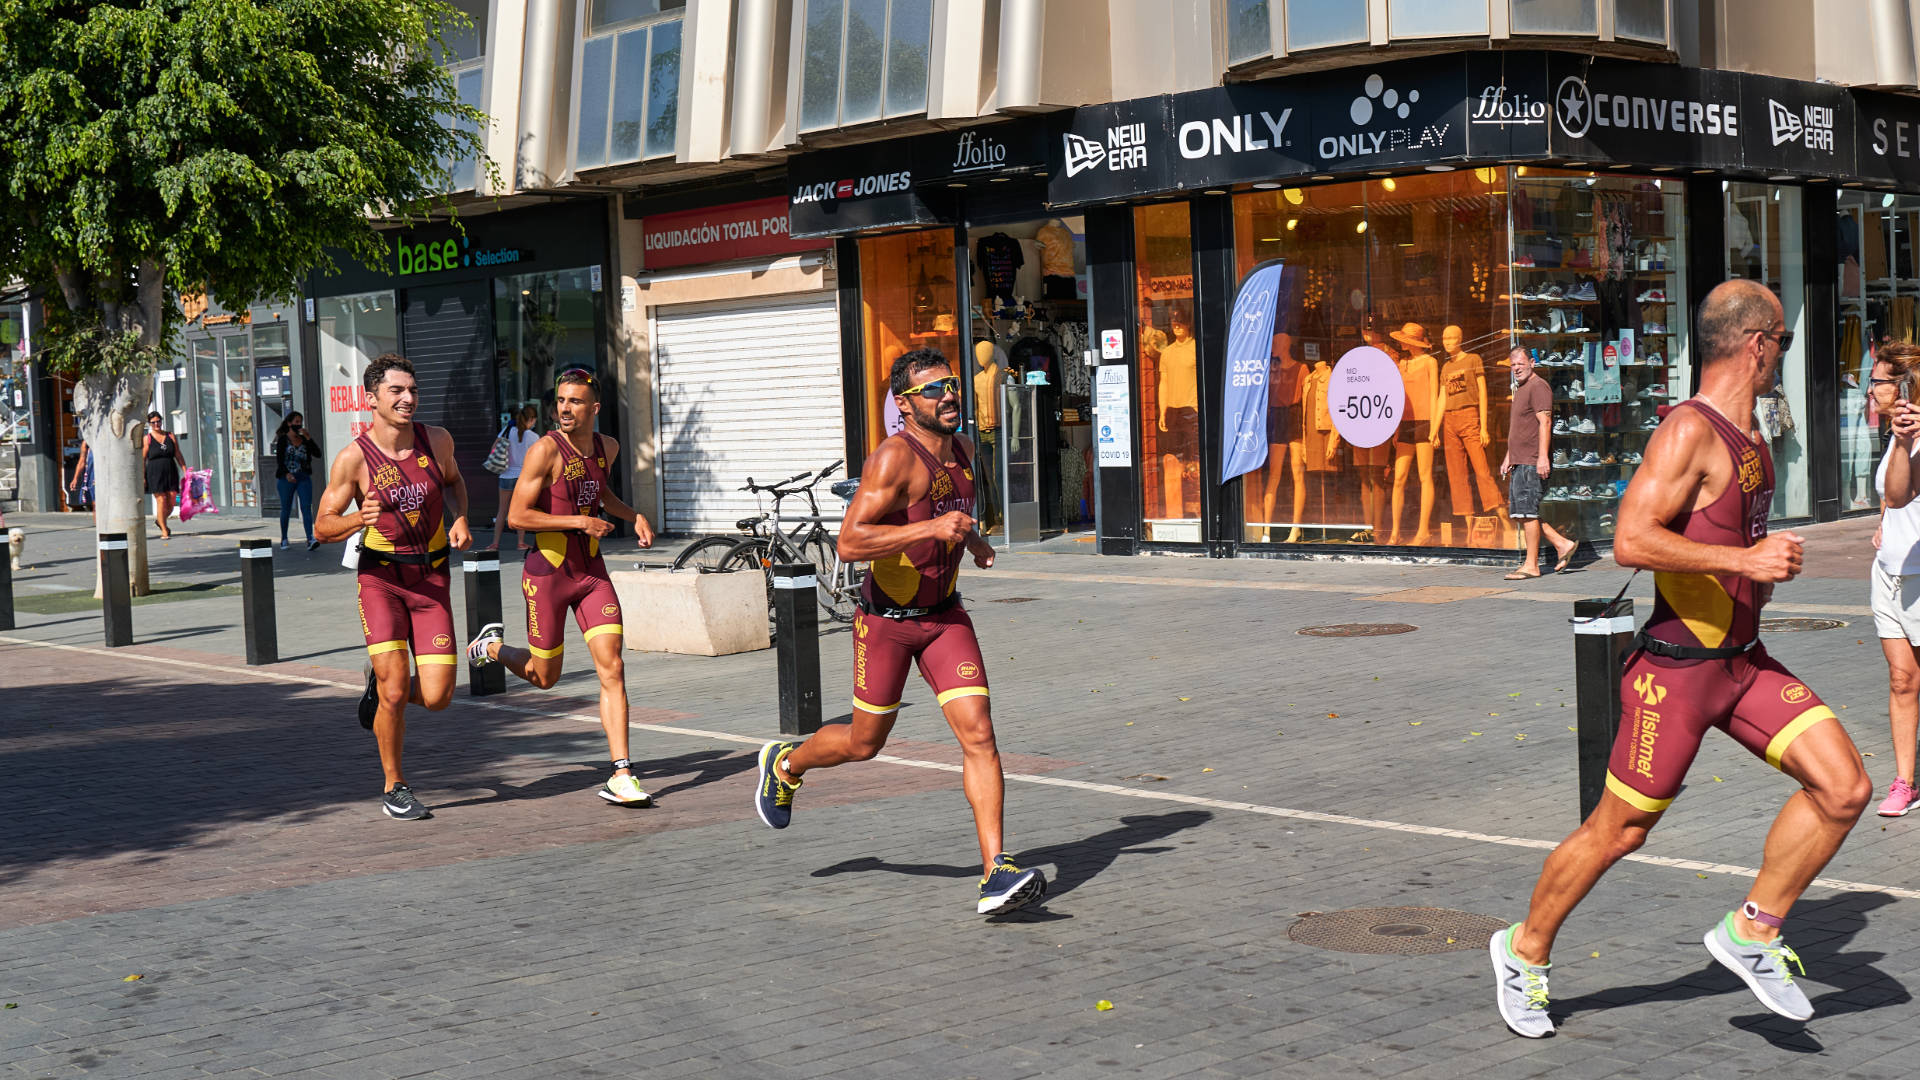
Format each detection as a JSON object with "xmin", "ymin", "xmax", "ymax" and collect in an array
[
  {"xmin": 303, "ymin": 199, "xmax": 616, "ymax": 531},
  {"xmin": 796, "ymin": 50, "xmax": 1920, "ymax": 562}
]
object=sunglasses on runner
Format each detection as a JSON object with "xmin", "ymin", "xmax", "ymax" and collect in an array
[
  {"xmin": 900, "ymin": 376, "xmax": 961, "ymax": 400},
  {"xmin": 556, "ymin": 367, "xmax": 595, "ymax": 386}
]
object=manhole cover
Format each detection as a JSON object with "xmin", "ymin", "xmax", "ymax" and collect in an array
[
  {"xmin": 1287, "ymin": 907, "xmax": 1507, "ymax": 955},
  {"xmin": 990, "ymin": 597, "xmax": 1039, "ymax": 604},
  {"xmin": 1297, "ymin": 623, "xmax": 1418, "ymax": 637},
  {"xmin": 1760, "ymin": 617, "xmax": 1846, "ymax": 633}
]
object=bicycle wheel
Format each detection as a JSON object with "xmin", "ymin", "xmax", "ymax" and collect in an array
[
  {"xmin": 801, "ymin": 533, "xmax": 856, "ymax": 622},
  {"xmin": 719, "ymin": 536, "xmax": 777, "ymax": 624},
  {"xmin": 670, "ymin": 534, "xmax": 740, "ymax": 572}
]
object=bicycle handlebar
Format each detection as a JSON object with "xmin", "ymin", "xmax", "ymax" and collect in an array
[{"xmin": 741, "ymin": 461, "xmax": 845, "ymax": 497}]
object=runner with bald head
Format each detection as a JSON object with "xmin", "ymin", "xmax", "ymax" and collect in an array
[{"xmin": 1489, "ymin": 279, "xmax": 1872, "ymax": 1037}]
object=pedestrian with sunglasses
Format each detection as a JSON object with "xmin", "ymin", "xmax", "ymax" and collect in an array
[
  {"xmin": 465, "ymin": 368, "xmax": 658, "ymax": 808},
  {"xmin": 1866, "ymin": 342, "xmax": 1920, "ymax": 816},
  {"xmin": 273, "ymin": 411, "xmax": 320, "ymax": 550},
  {"xmin": 752, "ymin": 347, "xmax": 1048, "ymax": 916}
]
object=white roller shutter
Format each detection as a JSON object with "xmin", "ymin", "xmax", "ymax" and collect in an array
[{"xmin": 655, "ymin": 295, "xmax": 845, "ymax": 534}]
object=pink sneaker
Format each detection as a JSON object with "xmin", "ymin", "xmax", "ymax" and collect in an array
[{"xmin": 1877, "ymin": 777, "xmax": 1918, "ymax": 817}]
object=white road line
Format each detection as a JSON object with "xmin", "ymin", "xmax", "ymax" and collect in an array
[{"xmin": 7, "ymin": 633, "xmax": 1913, "ymax": 901}]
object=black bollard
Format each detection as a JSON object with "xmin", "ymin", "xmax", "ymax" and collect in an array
[
  {"xmin": 0, "ymin": 528, "xmax": 15, "ymax": 631},
  {"xmin": 238, "ymin": 538, "xmax": 278, "ymax": 665},
  {"xmin": 1572, "ymin": 596, "xmax": 1636, "ymax": 822},
  {"xmin": 463, "ymin": 550, "xmax": 505, "ymax": 697},
  {"xmin": 99, "ymin": 532, "xmax": 132, "ymax": 647},
  {"xmin": 772, "ymin": 562, "xmax": 821, "ymax": 736}
]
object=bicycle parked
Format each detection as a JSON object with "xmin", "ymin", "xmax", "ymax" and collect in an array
[{"xmin": 670, "ymin": 459, "xmax": 864, "ymax": 623}]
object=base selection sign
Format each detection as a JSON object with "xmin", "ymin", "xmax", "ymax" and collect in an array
[{"xmin": 1329, "ymin": 346, "xmax": 1405, "ymax": 448}]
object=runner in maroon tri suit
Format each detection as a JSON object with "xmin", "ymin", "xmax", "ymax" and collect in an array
[
  {"xmin": 465, "ymin": 369, "xmax": 659, "ymax": 807},
  {"xmin": 751, "ymin": 347, "xmax": 1047, "ymax": 916},
  {"xmin": 1489, "ymin": 281, "xmax": 1872, "ymax": 1037},
  {"xmin": 315, "ymin": 354, "xmax": 472, "ymax": 821}
]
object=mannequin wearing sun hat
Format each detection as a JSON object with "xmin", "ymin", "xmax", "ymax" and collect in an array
[{"xmin": 1387, "ymin": 321, "xmax": 1439, "ymax": 545}]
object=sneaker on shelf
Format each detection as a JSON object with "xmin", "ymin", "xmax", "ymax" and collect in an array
[
  {"xmin": 1645, "ymin": 351, "xmax": 1667, "ymax": 367},
  {"xmin": 1567, "ymin": 380, "xmax": 1585, "ymax": 399},
  {"xmin": 1569, "ymin": 280, "xmax": 1598, "ymax": 301},
  {"xmin": 1551, "ymin": 449, "xmax": 1572, "ymax": 467},
  {"xmin": 1514, "ymin": 254, "xmax": 1536, "ymax": 268},
  {"xmin": 1490, "ymin": 925, "xmax": 1554, "ymax": 1039},
  {"xmin": 1624, "ymin": 451, "xmax": 1643, "ymax": 464},
  {"xmin": 1643, "ymin": 322, "xmax": 1669, "ymax": 335},
  {"xmin": 1878, "ymin": 776, "xmax": 1919, "ymax": 817},
  {"xmin": 1600, "ymin": 453, "xmax": 1617, "ymax": 465},
  {"xmin": 1647, "ymin": 383, "xmax": 1668, "ymax": 399},
  {"xmin": 382, "ymin": 783, "xmax": 431, "ymax": 821},
  {"xmin": 1544, "ymin": 283, "xmax": 1567, "ymax": 301},
  {"xmin": 1574, "ymin": 417, "xmax": 1598, "ymax": 434},
  {"xmin": 1571, "ymin": 485, "xmax": 1593, "ymax": 500},
  {"xmin": 1703, "ymin": 913, "xmax": 1813, "ymax": 1021},
  {"xmin": 1636, "ymin": 288, "xmax": 1668, "ymax": 303},
  {"xmin": 465, "ymin": 622, "xmax": 503, "ymax": 669},
  {"xmin": 1641, "ymin": 416, "xmax": 1662, "ymax": 430},
  {"xmin": 978, "ymin": 852, "xmax": 1048, "ymax": 915},
  {"xmin": 1614, "ymin": 479, "xmax": 1630, "ymax": 497},
  {"xmin": 1519, "ymin": 284, "xmax": 1541, "ymax": 301},
  {"xmin": 1548, "ymin": 308, "xmax": 1566, "ymax": 334},
  {"xmin": 754, "ymin": 740, "xmax": 802, "ymax": 829},
  {"xmin": 1579, "ymin": 451, "xmax": 1604, "ymax": 467},
  {"xmin": 600, "ymin": 772, "xmax": 655, "ymax": 807},
  {"xmin": 1564, "ymin": 313, "xmax": 1591, "ymax": 333},
  {"xmin": 1552, "ymin": 418, "xmax": 1571, "ymax": 436}
]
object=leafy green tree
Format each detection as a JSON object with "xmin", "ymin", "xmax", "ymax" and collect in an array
[{"xmin": 0, "ymin": 0, "xmax": 487, "ymax": 589}]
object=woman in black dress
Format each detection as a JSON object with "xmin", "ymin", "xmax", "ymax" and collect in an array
[{"xmin": 143, "ymin": 411, "xmax": 186, "ymax": 540}]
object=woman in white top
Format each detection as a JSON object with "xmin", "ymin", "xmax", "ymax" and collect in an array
[
  {"xmin": 1871, "ymin": 343, "xmax": 1920, "ymax": 816},
  {"xmin": 493, "ymin": 404, "xmax": 541, "ymax": 551}
]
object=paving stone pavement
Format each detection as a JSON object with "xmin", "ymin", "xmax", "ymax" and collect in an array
[{"xmin": 1, "ymin": 510, "xmax": 1916, "ymax": 1078}]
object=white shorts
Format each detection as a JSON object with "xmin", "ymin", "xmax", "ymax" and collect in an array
[{"xmin": 1872, "ymin": 562, "xmax": 1920, "ymax": 644}]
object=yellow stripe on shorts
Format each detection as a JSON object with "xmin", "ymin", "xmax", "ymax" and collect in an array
[
  {"xmin": 1766, "ymin": 706, "xmax": 1837, "ymax": 770},
  {"xmin": 1605, "ymin": 772, "xmax": 1675, "ymax": 814}
]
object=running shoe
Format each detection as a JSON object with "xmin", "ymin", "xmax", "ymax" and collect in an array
[
  {"xmin": 1573, "ymin": 418, "xmax": 1597, "ymax": 434},
  {"xmin": 599, "ymin": 773, "xmax": 655, "ymax": 807},
  {"xmin": 1569, "ymin": 280, "xmax": 1598, "ymax": 301},
  {"xmin": 1551, "ymin": 449, "xmax": 1571, "ymax": 467},
  {"xmin": 382, "ymin": 783, "xmax": 431, "ymax": 820},
  {"xmin": 306, "ymin": 538, "xmax": 321, "ymax": 552},
  {"xmin": 1552, "ymin": 418, "xmax": 1570, "ymax": 436},
  {"xmin": 1567, "ymin": 380, "xmax": 1585, "ymax": 400},
  {"xmin": 1703, "ymin": 912, "xmax": 1814, "ymax": 1021},
  {"xmin": 754, "ymin": 740, "xmax": 801, "ymax": 829},
  {"xmin": 1489, "ymin": 924, "xmax": 1554, "ymax": 1038},
  {"xmin": 1579, "ymin": 451, "xmax": 1604, "ymax": 467},
  {"xmin": 1877, "ymin": 776, "xmax": 1918, "ymax": 817},
  {"xmin": 978, "ymin": 853, "xmax": 1048, "ymax": 915},
  {"xmin": 358, "ymin": 666, "xmax": 378, "ymax": 731},
  {"xmin": 279, "ymin": 539, "xmax": 290, "ymax": 551},
  {"xmin": 465, "ymin": 622, "xmax": 503, "ymax": 668}
]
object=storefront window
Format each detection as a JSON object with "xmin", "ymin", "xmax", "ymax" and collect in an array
[
  {"xmin": 1226, "ymin": 0, "xmax": 1271, "ymax": 65},
  {"xmin": 1136, "ymin": 203, "xmax": 1198, "ymax": 541},
  {"xmin": 1287, "ymin": 0, "xmax": 1367, "ymax": 49},
  {"xmin": 1836, "ymin": 191, "xmax": 1920, "ymax": 512},
  {"xmin": 1388, "ymin": 0, "xmax": 1488, "ymax": 37},
  {"xmin": 1230, "ymin": 168, "xmax": 1688, "ymax": 550},
  {"xmin": 858, "ymin": 230, "xmax": 959, "ymax": 450},
  {"xmin": 1725, "ymin": 183, "xmax": 1809, "ymax": 520},
  {"xmin": 1511, "ymin": 0, "xmax": 1597, "ymax": 34},
  {"xmin": 317, "ymin": 291, "xmax": 399, "ymax": 458},
  {"xmin": 494, "ymin": 268, "xmax": 603, "ymax": 432}
]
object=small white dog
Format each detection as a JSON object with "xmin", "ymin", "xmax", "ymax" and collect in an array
[{"xmin": 7, "ymin": 526, "xmax": 22, "ymax": 572}]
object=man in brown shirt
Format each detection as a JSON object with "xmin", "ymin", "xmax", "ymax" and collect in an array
[{"xmin": 1500, "ymin": 346, "xmax": 1578, "ymax": 577}]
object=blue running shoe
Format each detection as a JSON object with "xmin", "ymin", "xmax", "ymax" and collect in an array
[
  {"xmin": 977, "ymin": 853, "xmax": 1046, "ymax": 915},
  {"xmin": 755, "ymin": 741, "xmax": 800, "ymax": 829}
]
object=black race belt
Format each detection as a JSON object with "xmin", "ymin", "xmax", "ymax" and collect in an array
[
  {"xmin": 368, "ymin": 546, "xmax": 450, "ymax": 567},
  {"xmin": 1632, "ymin": 631, "xmax": 1757, "ymax": 661},
  {"xmin": 858, "ymin": 592, "xmax": 961, "ymax": 620}
]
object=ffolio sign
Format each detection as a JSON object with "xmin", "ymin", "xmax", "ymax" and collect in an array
[{"xmin": 640, "ymin": 197, "xmax": 824, "ymax": 271}]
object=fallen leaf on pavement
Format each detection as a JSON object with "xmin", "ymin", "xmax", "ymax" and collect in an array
[
  {"xmin": 1328, "ymin": 712, "xmax": 1339, "ymax": 718},
  {"xmin": 1122, "ymin": 774, "xmax": 1167, "ymax": 783},
  {"xmin": 1178, "ymin": 697, "xmax": 1190, "ymax": 702},
  {"xmin": 122, "ymin": 975, "xmax": 143, "ymax": 982},
  {"xmin": 1201, "ymin": 767, "xmax": 1214, "ymax": 773},
  {"xmin": 1590, "ymin": 952, "xmax": 1600, "ymax": 958},
  {"xmin": 1409, "ymin": 721, "xmax": 1422, "ymax": 726},
  {"xmin": 1095, "ymin": 1000, "xmax": 1114, "ymax": 1011}
]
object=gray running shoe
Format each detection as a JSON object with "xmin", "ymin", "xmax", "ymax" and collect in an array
[
  {"xmin": 1490, "ymin": 924, "xmax": 1554, "ymax": 1038},
  {"xmin": 1704, "ymin": 912, "xmax": 1813, "ymax": 1021}
]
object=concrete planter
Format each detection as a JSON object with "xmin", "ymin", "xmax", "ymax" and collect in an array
[{"xmin": 608, "ymin": 567, "xmax": 769, "ymax": 656}]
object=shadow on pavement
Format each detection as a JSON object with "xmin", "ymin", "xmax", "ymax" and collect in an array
[
  {"xmin": 0, "ymin": 670, "xmax": 641, "ymax": 886},
  {"xmin": 808, "ymin": 810, "xmax": 1214, "ymax": 902},
  {"xmin": 1551, "ymin": 890, "xmax": 1909, "ymax": 1046}
]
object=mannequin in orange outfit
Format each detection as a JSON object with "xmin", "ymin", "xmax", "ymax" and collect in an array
[
  {"xmin": 1388, "ymin": 322, "xmax": 1439, "ymax": 545},
  {"xmin": 1432, "ymin": 324, "xmax": 1510, "ymax": 541}
]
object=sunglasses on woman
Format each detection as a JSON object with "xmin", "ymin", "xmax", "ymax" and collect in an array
[{"xmin": 901, "ymin": 376, "xmax": 961, "ymax": 400}]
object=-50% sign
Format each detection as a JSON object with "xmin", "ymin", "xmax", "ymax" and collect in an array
[{"xmin": 1328, "ymin": 346, "xmax": 1405, "ymax": 448}]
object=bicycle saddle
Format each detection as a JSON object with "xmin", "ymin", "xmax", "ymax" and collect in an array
[
  {"xmin": 829, "ymin": 478, "xmax": 860, "ymax": 501},
  {"xmin": 736, "ymin": 514, "xmax": 769, "ymax": 531}
]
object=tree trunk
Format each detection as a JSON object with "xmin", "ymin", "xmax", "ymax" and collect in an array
[{"xmin": 76, "ymin": 369, "xmax": 152, "ymax": 597}]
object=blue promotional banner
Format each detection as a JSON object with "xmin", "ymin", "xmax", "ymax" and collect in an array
[{"xmin": 1221, "ymin": 259, "xmax": 1293, "ymax": 482}]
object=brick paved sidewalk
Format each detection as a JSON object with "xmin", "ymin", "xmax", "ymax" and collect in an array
[{"xmin": 3, "ymin": 513, "xmax": 1917, "ymax": 1079}]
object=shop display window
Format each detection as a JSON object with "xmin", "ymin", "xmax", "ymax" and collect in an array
[
  {"xmin": 858, "ymin": 230, "xmax": 960, "ymax": 450},
  {"xmin": 1229, "ymin": 168, "xmax": 1689, "ymax": 550},
  {"xmin": 1516, "ymin": 170, "xmax": 1688, "ymax": 546},
  {"xmin": 1135, "ymin": 203, "xmax": 1199, "ymax": 541},
  {"xmin": 1724, "ymin": 183, "xmax": 1808, "ymax": 520},
  {"xmin": 1835, "ymin": 191, "xmax": 1920, "ymax": 512},
  {"xmin": 495, "ymin": 268, "xmax": 603, "ymax": 431},
  {"xmin": 317, "ymin": 292, "xmax": 399, "ymax": 455}
]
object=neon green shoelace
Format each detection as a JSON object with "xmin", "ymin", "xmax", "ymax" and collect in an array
[
  {"xmin": 1761, "ymin": 941, "xmax": 1806, "ymax": 983},
  {"xmin": 1522, "ymin": 969, "xmax": 1550, "ymax": 1011}
]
